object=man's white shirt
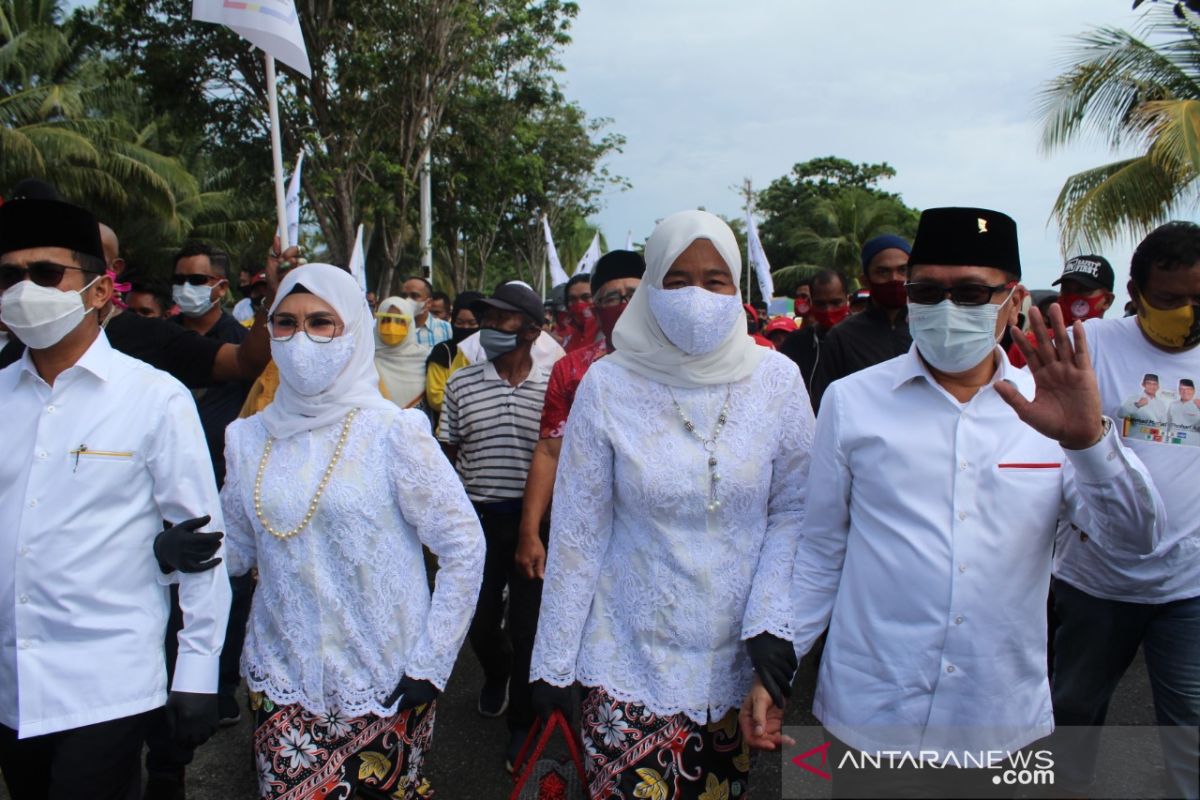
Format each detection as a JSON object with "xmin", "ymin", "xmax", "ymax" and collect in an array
[
  {"xmin": 0, "ymin": 333, "xmax": 231, "ymax": 737},
  {"xmin": 792, "ymin": 345, "xmax": 1164, "ymax": 758}
]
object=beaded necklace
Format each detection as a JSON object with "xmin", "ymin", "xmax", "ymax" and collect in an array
[{"xmin": 667, "ymin": 386, "xmax": 732, "ymax": 513}]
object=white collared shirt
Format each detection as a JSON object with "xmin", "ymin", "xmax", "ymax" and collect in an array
[
  {"xmin": 0, "ymin": 333, "xmax": 231, "ymax": 738},
  {"xmin": 792, "ymin": 346, "xmax": 1164, "ymax": 758}
]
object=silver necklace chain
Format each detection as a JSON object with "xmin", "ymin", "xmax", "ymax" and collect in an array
[{"xmin": 668, "ymin": 386, "xmax": 732, "ymax": 513}]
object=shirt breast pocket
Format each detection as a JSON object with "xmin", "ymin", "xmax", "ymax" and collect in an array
[
  {"xmin": 72, "ymin": 448, "xmax": 137, "ymax": 470},
  {"xmin": 992, "ymin": 463, "xmax": 1062, "ymax": 519}
]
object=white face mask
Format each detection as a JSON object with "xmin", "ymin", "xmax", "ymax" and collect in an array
[
  {"xmin": 907, "ymin": 289, "xmax": 1015, "ymax": 374},
  {"xmin": 172, "ymin": 281, "xmax": 218, "ymax": 318},
  {"xmin": 1, "ymin": 277, "xmax": 100, "ymax": 350},
  {"xmin": 647, "ymin": 285, "xmax": 743, "ymax": 356},
  {"xmin": 393, "ymin": 297, "xmax": 423, "ymax": 320},
  {"xmin": 271, "ymin": 332, "xmax": 356, "ymax": 396}
]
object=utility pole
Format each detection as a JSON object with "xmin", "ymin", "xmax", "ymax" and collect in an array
[
  {"xmin": 738, "ymin": 177, "xmax": 755, "ymax": 302},
  {"xmin": 420, "ymin": 77, "xmax": 433, "ymax": 286}
]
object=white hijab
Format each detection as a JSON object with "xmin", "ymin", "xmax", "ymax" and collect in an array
[
  {"xmin": 609, "ymin": 210, "xmax": 765, "ymax": 388},
  {"xmin": 260, "ymin": 264, "xmax": 394, "ymax": 439},
  {"xmin": 372, "ymin": 295, "xmax": 426, "ymax": 406}
]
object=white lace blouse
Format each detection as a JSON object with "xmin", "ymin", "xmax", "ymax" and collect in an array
[
  {"xmin": 530, "ymin": 351, "xmax": 815, "ymax": 723},
  {"xmin": 222, "ymin": 407, "xmax": 485, "ymax": 718}
]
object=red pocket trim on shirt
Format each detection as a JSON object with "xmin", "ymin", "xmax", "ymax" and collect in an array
[{"xmin": 997, "ymin": 463, "xmax": 1062, "ymax": 469}]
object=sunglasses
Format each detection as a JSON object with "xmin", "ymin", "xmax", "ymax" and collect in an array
[
  {"xmin": 171, "ymin": 274, "xmax": 223, "ymax": 287},
  {"xmin": 905, "ymin": 281, "xmax": 1016, "ymax": 307},
  {"xmin": 0, "ymin": 261, "xmax": 102, "ymax": 291}
]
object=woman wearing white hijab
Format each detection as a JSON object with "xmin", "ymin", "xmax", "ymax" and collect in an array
[
  {"xmin": 529, "ymin": 211, "xmax": 815, "ymax": 798},
  {"xmin": 220, "ymin": 264, "xmax": 485, "ymax": 799},
  {"xmin": 373, "ymin": 295, "xmax": 426, "ymax": 407}
]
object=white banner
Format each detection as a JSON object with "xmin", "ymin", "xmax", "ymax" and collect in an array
[
  {"xmin": 282, "ymin": 150, "xmax": 303, "ymax": 247},
  {"xmin": 624, "ymin": 230, "xmax": 634, "ymax": 251},
  {"xmin": 192, "ymin": 0, "xmax": 312, "ymax": 78},
  {"xmin": 348, "ymin": 223, "xmax": 367, "ymax": 295},
  {"xmin": 746, "ymin": 211, "xmax": 775, "ymax": 301},
  {"xmin": 542, "ymin": 216, "xmax": 570, "ymax": 287},
  {"xmin": 575, "ymin": 232, "xmax": 601, "ymax": 275}
]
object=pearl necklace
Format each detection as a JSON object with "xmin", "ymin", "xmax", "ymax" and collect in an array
[
  {"xmin": 668, "ymin": 386, "xmax": 732, "ymax": 513},
  {"xmin": 254, "ymin": 408, "xmax": 359, "ymax": 540}
]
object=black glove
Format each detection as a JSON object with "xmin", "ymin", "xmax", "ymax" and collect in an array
[
  {"xmin": 155, "ymin": 515, "xmax": 223, "ymax": 574},
  {"xmin": 383, "ymin": 675, "xmax": 439, "ymax": 711},
  {"xmin": 165, "ymin": 691, "xmax": 219, "ymax": 748},
  {"xmin": 747, "ymin": 632, "xmax": 798, "ymax": 709},
  {"xmin": 531, "ymin": 680, "xmax": 573, "ymax": 721}
]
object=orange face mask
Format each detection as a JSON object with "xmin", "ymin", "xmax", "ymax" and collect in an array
[{"xmin": 376, "ymin": 312, "xmax": 409, "ymax": 346}]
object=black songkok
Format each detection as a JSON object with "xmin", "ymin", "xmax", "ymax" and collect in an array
[{"xmin": 908, "ymin": 207, "xmax": 1021, "ymax": 278}]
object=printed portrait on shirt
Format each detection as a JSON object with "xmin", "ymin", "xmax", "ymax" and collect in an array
[{"xmin": 1117, "ymin": 372, "xmax": 1200, "ymax": 446}]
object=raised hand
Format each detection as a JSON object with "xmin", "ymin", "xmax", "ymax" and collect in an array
[{"xmin": 995, "ymin": 303, "xmax": 1105, "ymax": 450}]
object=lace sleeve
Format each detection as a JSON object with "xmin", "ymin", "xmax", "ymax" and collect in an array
[
  {"xmin": 220, "ymin": 420, "xmax": 257, "ymax": 578},
  {"xmin": 530, "ymin": 369, "xmax": 614, "ymax": 687},
  {"xmin": 742, "ymin": 363, "xmax": 815, "ymax": 641},
  {"xmin": 389, "ymin": 410, "xmax": 485, "ymax": 690}
]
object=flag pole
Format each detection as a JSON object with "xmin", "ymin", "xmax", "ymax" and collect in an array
[{"xmin": 266, "ymin": 54, "xmax": 290, "ymax": 252}]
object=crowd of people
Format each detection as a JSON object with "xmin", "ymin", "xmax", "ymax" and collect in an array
[{"xmin": 0, "ymin": 178, "xmax": 1197, "ymax": 800}]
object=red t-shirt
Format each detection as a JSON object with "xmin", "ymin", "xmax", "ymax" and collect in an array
[{"xmin": 539, "ymin": 340, "xmax": 608, "ymax": 439}]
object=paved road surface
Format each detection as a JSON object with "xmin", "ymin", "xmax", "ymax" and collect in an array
[{"xmin": 0, "ymin": 646, "xmax": 1165, "ymax": 799}]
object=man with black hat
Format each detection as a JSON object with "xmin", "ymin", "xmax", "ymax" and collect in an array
[
  {"xmin": 741, "ymin": 207, "xmax": 1164, "ymax": 798},
  {"xmin": 0, "ymin": 198, "xmax": 231, "ymax": 799},
  {"xmin": 808, "ymin": 233, "xmax": 914, "ymax": 411},
  {"xmin": 1009, "ymin": 255, "xmax": 1117, "ymax": 369},
  {"xmin": 1050, "ymin": 221, "xmax": 1200, "ymax": 799},
  {"xmin": 437, "ymin": 281, "xmax": 553, "ymax": 769}
]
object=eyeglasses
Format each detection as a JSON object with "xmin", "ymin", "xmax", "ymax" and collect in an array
[
  {"xmin": 268, "ymin": 313, "xmax": 343, "ymax": 343},
  {"xmin": 0, "ymin": 261, "xmax": 102, "ymax": 291},
  {"xmin": 905, "ymin": 281, "xmax": 1016, "ymax": 306},
  {"xmin": 595, "ymin": 290, "xmax": 636, "ymax": 308},
  {"xmin": 171, "ymin": 274, "xmax": 223, "ymax": 287}
]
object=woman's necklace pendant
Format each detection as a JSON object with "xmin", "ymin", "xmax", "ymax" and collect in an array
[{"xmin": 669, "ymin": 386, "xmax": 732, "ymax": 514}]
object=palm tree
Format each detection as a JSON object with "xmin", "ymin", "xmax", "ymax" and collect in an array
[
  {"xmin": 1039, "ymin": 4, "xmax": 1200, "ymax": 251},
  {"xmin": 771, "ymin": 188, "xmax": 917, "ymax": 286}
]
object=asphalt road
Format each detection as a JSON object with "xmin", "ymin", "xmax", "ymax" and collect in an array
[{"xmin": 0, "ymin": 644, "xmax": 1165, "ymax": 800}]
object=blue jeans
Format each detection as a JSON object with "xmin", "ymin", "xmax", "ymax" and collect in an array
[{"xmin": 1050, "ymin": 578, "xmax": 1200, "ymax": 799}]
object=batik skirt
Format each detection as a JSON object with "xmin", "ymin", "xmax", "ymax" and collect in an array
[
  {"xmin": 250, "ymin": 691, "xmax": 436, "ymax": 800},
  {"xmin": 581, "ymin": 687, "xmax": 752, "ymax": 800}
]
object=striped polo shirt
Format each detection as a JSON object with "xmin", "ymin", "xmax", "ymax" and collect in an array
[{"xmin": 438, "ymin": 359, "xmax": 551, "ymax": 503}]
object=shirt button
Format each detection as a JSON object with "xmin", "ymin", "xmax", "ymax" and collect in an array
[
  {"xmin": 957, "ymin": 511, "xmax": 967, "ymax": 521},
  {"xmin": 28, "ymin": 498, "xmax": 38, "ymax": 509},
  {"xmin": 1106, "ymin": 451, "xmax": 1116, "ymax": 461},
  {"xmin": 959, "ymin": 563, "xmax": 967, "ymax": 573},
  {"xmin": 955, "ymin": 616, "xmax": 964, "ymax": 625},
  {"xmin": 36, "ymin": 450, "xmax": 48, "ymax": 460},
  {"xmin": 18, "ymin": 595, "xmax": 28, "ymax": 604},
  {"xmin": 946, "ymin": 665, "xmax": 956, "ymax": 674},
  {"xmin": 959, "ymin": 460, "xmax": 968, "ymax": 470},
  {"xmin": 46, "ymin": 405, "xmax": 56, "ymax": 413},
  {"xmin": 18, "ymin": 640, "xmax": 30, "ymax": 650},
  {"xmin": 18, "ymin": 546, "xmax": 29, "ymax": 557}
]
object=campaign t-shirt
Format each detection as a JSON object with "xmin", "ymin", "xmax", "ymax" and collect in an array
[{"xmin": 1053, "ymin": 315, "xmax": 1200, "ymax": 602}]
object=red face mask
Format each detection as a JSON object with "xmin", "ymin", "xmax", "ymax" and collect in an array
[
  {"xmin": 870, "ymin": 280, "xmax": 907, "ymax": 310},
  {"xmin": 567, "ymin": 300, "xmax": 592, "ymax": 328},
  {"xmin": 794, "ymin": 298, "xmax": 811, "ymax": 317},
  {"xmin": 1057, "ymin": 292, "xmax": 1108, "ymax": 322},
  {"xmin": 596, "ymin": 303, "xmax": 626, "ymax": 348},
  {"xmin": 811, "ymin": 305, "xmax": 850, "ymax": 330}
]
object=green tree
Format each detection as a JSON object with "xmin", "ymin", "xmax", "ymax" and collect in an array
[
  {"xmin": 755, "ymin": 156, "xmax": 918, "ymax": 291},
  {"xmin": 1040, "ymin": 3, "xmax": 1200, "ymax": 250}
]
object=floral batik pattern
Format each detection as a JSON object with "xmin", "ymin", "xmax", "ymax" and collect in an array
[
  {"xmin": 250, "ymin": 691, "xmax": 436, "ymax": 800},
  {"xmin": 580, "ymin": 688, "xmax": 752, "ymax": 800}
]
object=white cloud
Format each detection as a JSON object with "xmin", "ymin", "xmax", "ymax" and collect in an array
[{"xmin": 560, "ymin": 0, "xmax": 1159, "ymax": 292}]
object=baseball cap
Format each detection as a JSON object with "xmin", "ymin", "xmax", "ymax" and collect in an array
[
  {"xmin": 472, "ymin": 281, "xmax": 545, "ymax": 326},
  {"xmin": 1052, "ymin": 255, "xmax": 1114, "ymax": 293}
]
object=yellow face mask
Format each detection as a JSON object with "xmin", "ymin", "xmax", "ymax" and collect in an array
[
  {"xmin": 1137, "ymin": 296, "xmax": 1200, "ymax": 349},
  {"xmin": 376, "ymin": 313, "xmax": 409, "ymax": 346}
]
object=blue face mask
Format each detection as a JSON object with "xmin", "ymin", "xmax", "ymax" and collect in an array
[{"xmin": 479, "ymin": 327, "xmax": 519, "ymax": 361}]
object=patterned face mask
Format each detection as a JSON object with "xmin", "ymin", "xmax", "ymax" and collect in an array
[{"xmin": 647, "ymin": 285, "xmax": 743, "ymax": 355}]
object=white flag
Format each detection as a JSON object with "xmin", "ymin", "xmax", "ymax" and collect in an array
[
  {"xmin": 192, "ymin": 0, "xmax": 312, "ymax": 78},
  {"xmin": 542, "ymin": 217, "xmax": 570, "ymax": 287},
  {"xmin": 282, "ymin": 150, "xmax": 303, "ymax": 247},
  {"xmin": 575, "ymin": 232, "xmax": 601, "ymax": 275},
  {"xmin": 746, "ymin": 211, "xmax": 775, "ymax": 301},
  {"xmin": 624, "ymin": 230, "xmax": 634, "ymax": 251},
  {"xmin": 348, "ymin": 224, "xmax": 367, "ymax": 295}
]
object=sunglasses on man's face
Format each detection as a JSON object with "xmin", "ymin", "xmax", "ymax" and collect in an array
[
  {"xmin": 171, "ymin": 274, "xmax": 223, "ymax": 287},
  {"xmin": 904, "ymin": 281, "xmax": 1016, "ymax": 307},
  {"xmin": 0, "ymin": 261, "xmax": 100, "ymax": 291}
]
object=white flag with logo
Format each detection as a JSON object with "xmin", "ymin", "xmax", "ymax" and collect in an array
[
  {"xmin": 281, "ymin": 150, "xmax": 303, "ymax": 247},
  {"xmin": 575, "ymin": 232, "xmax": 601, "ymax": 276},
  {"xmin": 192, "ymin": 0, "xmax": 312, "ymax": 78},
  {"xmin": 746, "ymin": 211, "xmax": 775, "ymax": 301},
  {"xmin": 542, "ymin": 216, "xmax": 570, "ymax": 287},
  {"xmin": 348, "ymin": 224, "xmax": 367, "ymax": 295}
]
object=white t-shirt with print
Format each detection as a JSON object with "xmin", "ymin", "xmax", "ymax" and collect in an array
[{"xmin": 1054, "ymin": 315, "xmax": 1200, "ymax": 602}]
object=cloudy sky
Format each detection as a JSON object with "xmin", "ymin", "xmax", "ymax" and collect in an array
[{"xmin": 558, "ymin": 1, "xmax": 1156, "ymax": 292}]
